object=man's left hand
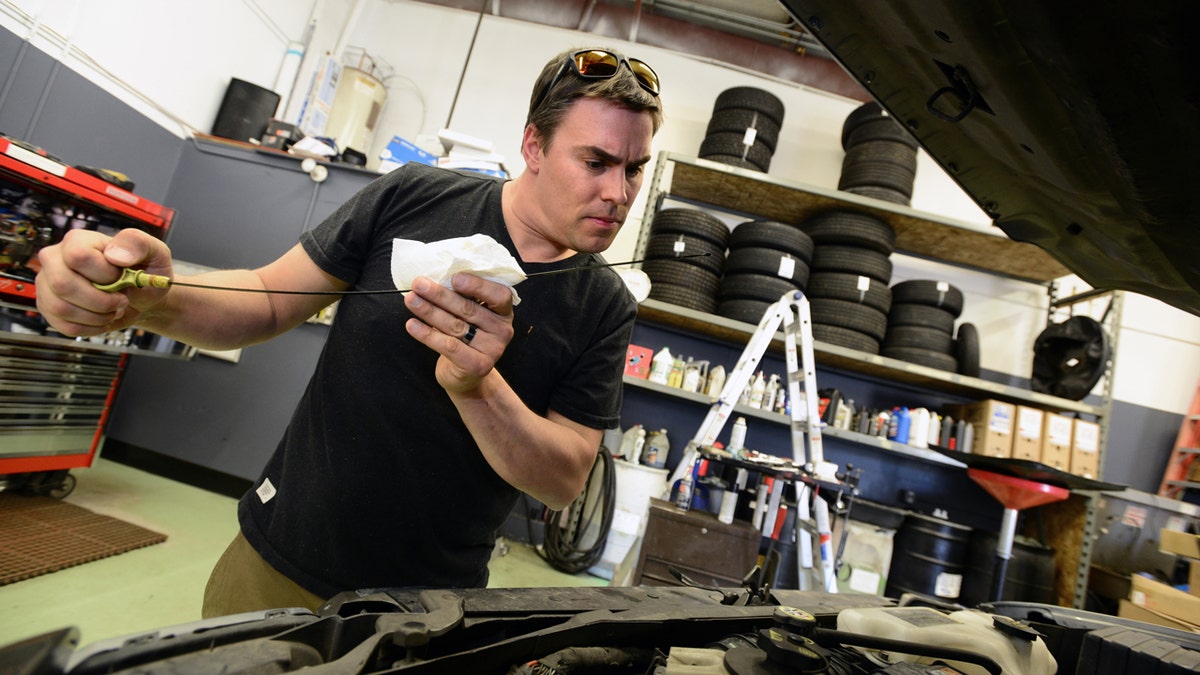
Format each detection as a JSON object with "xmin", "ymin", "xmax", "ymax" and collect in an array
[{"xmin": 403, "ymin": 273, "xmax": 516, "ymax": 392}]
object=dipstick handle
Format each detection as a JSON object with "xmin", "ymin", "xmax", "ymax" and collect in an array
[{"xmin": 93, "ymin": 268, "xmax": 172, "ymax": 293}]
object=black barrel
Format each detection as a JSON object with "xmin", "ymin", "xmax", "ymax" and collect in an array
[
  {"xmin": 960, "ymin": 531, "xmax": 1057, "ymax": 607},
  {"xmin": 884, "ymin": 512, "xmax": 972, "ymax": 601}
]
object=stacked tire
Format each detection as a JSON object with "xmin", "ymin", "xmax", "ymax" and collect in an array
[
  {"xmin": 716, "ymin": 220, "xmax": 812, "ymax": 325},
  {"xmin": 699, "ymin": 87, "xmax": 784, "ymax": 173},
  {"xmin": 883, "ymin": 280, "xmax": 980, "ymax": 376},
  {"xmin": 800, "ymin": 212, "xmax": 896, "ymax": 354},
  {"xmin": 838, "ymin": 102, "xmax": 919, "ymax": 206},
  {"xmin": 642, "ymin": 208, "xmax": 729, "ymax": 313}
]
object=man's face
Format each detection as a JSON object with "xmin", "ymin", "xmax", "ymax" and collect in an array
[{"xmin": 529, "ymin": 98, "xmax": 655, "ymax": 254}]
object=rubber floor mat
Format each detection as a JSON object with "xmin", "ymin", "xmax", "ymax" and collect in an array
[{"xmin": 0, "ymin": 492, "xmax": 166, "ymax": 585}]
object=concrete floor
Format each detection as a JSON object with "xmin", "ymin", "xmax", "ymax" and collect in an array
[{"xmin": 0, "ymin": 458, "xmax": 607, "ymax": 650}]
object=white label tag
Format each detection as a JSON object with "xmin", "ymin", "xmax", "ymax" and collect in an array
[
  {"xmin": 936, "ymin": 281, "xmax": 950, "ymax": 292},
  {"xmin": 1049, "ymin": 416, "xmax": 1073, "ymax": 444},
  {"xmin": 256, "ymin": 478, "xmax": 277, "ymax": 504},
  {"xmin": 777, "ymin": 256, "xmax": 796, "ymax": 279},
  {"xmin": 856, "ymin": 275, "xmax": 871, "ymax": 291},
  {"xmin": 742, "ymin": 127, "xmax": 757, "ymax": 146},
  {"xmin": 673, "ymin": 238, "xmax": 686, "ymax": 253},
  {"xmin": 934, "ymin": 572, "xmax": 963, "ymax": 598},
  {"xmin": 848, "ymin": 567, "xmax": 881, "ymax": 594},
  {"xmin": 1018, "ymin": 408, "xmax": 1043, "ymax": 438},
  {"xmin": 1075, "ymin": 421, "xmax": 1100, "ymax": 451}
]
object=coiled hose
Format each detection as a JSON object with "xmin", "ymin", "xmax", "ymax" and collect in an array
[{"xmin": 537, "ymin": 445, "xmax": 616, "ymax": 575}]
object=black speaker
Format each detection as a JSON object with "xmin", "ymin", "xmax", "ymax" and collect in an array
[{"xmin": 211, "ymin": 78, "xmax": 281, "ymax": 143}]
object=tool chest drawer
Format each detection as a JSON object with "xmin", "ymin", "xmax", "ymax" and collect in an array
[{"xmin": 633, "ymin": 498, "xmax": 760, "ymax": 587}]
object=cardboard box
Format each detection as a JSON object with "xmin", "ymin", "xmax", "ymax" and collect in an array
[
  {"xmin": 1128, "ymin": 573, "xmax": 1200, "ymax": 626},
  {"xmin": 1161, "ymin": 528, "xmax": 1200, "ymax": 559},
  {"xmin": 951, "ymin": 399, "xmax": 1014, "ymax": 458},
  {"xmin": 1118, "ymin": 599, "xmax": 1200, "ymax": 633},
  {"xmin": 1072, "ymin": 419, "xmax": 1101, "ymax": 478},
  {"xmin": 1040, "ymin": 412, "xmax": 1073, "ymax": 470},
  {"xmin": 624, "ymin": 345, "xmax": 654, "ymax": 379},
  {"xmin": 1013, "ymin": 406, "xmax": 1044, "ymax": 461}
]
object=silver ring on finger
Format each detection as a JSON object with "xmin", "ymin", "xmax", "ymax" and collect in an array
[{"xmin": 461, "ymin": 323, "xmax": 478, "ymax": 345}]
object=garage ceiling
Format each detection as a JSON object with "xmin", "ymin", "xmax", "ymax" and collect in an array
[{"xmin": 404, "ymin": 0, "xmax": 868, "ymax": 100}]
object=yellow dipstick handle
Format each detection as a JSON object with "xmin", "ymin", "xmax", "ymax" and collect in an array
[{"xmin": 93, "ymin": 268, "xmax": 172, "ymax": 293}]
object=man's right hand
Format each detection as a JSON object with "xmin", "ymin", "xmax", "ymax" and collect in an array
[{"xmin": 35, "ymin": 228, "xmax": 174, "ymax": 337}]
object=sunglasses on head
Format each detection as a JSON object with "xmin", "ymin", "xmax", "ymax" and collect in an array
[{"xmin": 532, "ymin": 49, "xmax": 660, "ymax": 113}]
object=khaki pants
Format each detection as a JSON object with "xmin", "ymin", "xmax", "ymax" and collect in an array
[{"xmin": 202, "ymin": 531, "xmax": 326, "ymax": 618}]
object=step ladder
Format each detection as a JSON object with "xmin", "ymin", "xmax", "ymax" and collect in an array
[
  {"xmin": 666, "ymin": 290, "xmax": 849, "ymax": 592},
  {"xmin": 1157, "ymin": 380, "xmax": 1200, "ymax": 500}
]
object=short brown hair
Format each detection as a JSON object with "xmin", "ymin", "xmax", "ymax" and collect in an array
[{"xmin": 525, "ymin": 48, "xmax": 664, "ymax": 146}]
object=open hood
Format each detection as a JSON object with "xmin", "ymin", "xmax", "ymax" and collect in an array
[{"xmin": 779, "ymin": 1, "xmax": 1200, "ymax": 316}]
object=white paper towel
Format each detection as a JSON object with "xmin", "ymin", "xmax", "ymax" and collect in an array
[{"xmin": 391, "ymin": 234, "xmax": 526, "ymax": 304}]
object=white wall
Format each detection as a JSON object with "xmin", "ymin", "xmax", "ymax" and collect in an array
[{"xmin": 4, "ymin": 0, "xmax": 1197, "ymax": 417}]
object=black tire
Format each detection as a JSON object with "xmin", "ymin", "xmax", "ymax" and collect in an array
[
  {"xmin": 724, "ymin": 247, "xmax": 811, "ymax": 287},
  {"xmin": 641, "ymin": 259, "xmax": 721, "ymax": 297},
  {"xmin": 699, "ymin": 154, "xmax": 766, "ymax": 172},
  {"xmin": 845, "ymin": 117, "xmax": 919, "ymax": 149},
  {"xmin": 728, "ymin": 220, "xmax": 814, "ymax": 262},
  {"xmin": 706, "ymin": 108, "xmax": 781, "ymax": 152},
  {"xmin": 800, "ymin": 211, "xmax": 895, "ymax": 254},
  {"xmin": 891, "ymin": 280, "xmax": 964, "ymax": 317},
  {"xmin": 841, "ymin": 101, "xmax": 886, "ymax": 149},
  {"xmin": 809, "ymin": 298, "xmax": 888, "ymax": 341},
  {"xmin": 645, "ymin": 233, "xmax": 725, "ymax": 275},
  {"xmin": 882, "ymin": 346, "xmax": 959, "ymax": 372},
  {"xmin": 810, "ymin": 245, "xmax": 893, "ymax": 283},
  {"xmin": 956, "ymin": 322, "xmax": 981, "ymax": 378},
  {"xmin": 883, "ymin": 324, "xmax": 955, "ymax": 354},
  {"xmin": 714, "ymin": 86, "xmax": 785, "ymax": 125},
  {"xmin": 648, "ymin": 281, "xmax": 717, "ymax": 313},
  {"xmin": 805, "ymin": 272, "xmax": 893, "ymax": 313},
  {"xmin": 887, "ymin": 303, "xmax": 956, "ymax": 333},
  {"xmin": 718, "ymin": 272, "xmax": 802, "ymax": 303},
  {"xmin": 717, "ymin": 298, "xmax": 774, "ymax": 325},
  {"xmin": 843, "ymin": 140, "xmax": 918, "ymax": 173},
  {"xmin": 650, "ymin": 208, "xmax": 730, "ymax": 249},
  {"xmin": 838, "ymin": 161, "xmax": 916, "ymax": 197},
  {"xmin": 843, "ymin": 185, "xmax": 912, "ymax": 205},
  {"xmin": 699, "ymin": 133, "xmax": 774, "ymax": 170},
  {"xmin": 812, "ymin": 324, "xmax": 881, "ymax": 354}
]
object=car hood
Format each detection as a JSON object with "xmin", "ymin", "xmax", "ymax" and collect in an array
[{"xmin": 779, "ymin": 1, "xmax": 1200, "ymax": 316}]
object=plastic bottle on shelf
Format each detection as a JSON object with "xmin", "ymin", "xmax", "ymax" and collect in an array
[
  {"xmin": 667, "ymin": 354, "xmax": 686, "ymax": 388},
  {"xmin": 888, "ymin": 407, "xmax": 911, "ymax": 444},
  {"xmin": 648, "ymin": 347, "xmax": 673, "ymax": 384},
  {"xmin": 764, "ymin": 374, "xmax": 781, "ymax": 411},
  {"xmin": 928, "ymin": 412, "xmax": 943, "ymax": 447},
  {"xmin": 748, "ymin": 371, "xmax": 766, "ymax": 408},
  {"xmin": 674, "ymin": 443, "xmax": 698, "ymax": 510},
  {"xmin": 641, "ymin": 429, "xmax": 669, "ymax": 468},
  {"xmin": 618, "ymin": 424, "xmax": 644, "ymax": 461},
  {"xmin": 910, "ymin": 408, "xmax": 930, "ymax": 448},
  {"xmin": 728, "ymin": 416, "xmax": 748, "ymax": 455},
  {"xmin": 705, "ymin": 364, "xmax": 726, "ymax": 397},
  {"xmin": 719, "ymin": 468, "xmax": 748, "ymax": 524}
]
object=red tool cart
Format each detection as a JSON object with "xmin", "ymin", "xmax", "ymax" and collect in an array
[{"xmin": 0, "ymin": 134, "xmax": 176, "ymax": 497}]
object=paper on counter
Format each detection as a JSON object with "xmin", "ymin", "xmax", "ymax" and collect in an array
[{"xmin": 391, "ymin": 234, "xmax": 526, "ymax": 305}]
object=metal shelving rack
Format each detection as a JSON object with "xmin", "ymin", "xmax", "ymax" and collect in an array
[{"xmin": 631, "ymin": 152, "xmax": 1120, "ymax": 608}]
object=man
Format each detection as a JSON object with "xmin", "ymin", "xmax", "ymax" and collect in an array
[{"xmin": 34, "ymin": 48, "xmax": 663, "ymax": 616}]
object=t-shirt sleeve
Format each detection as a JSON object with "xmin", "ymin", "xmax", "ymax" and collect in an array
[
  {"xmin": 548, "ymin": 279, "xmax": 637, "ymax": 430},
  {"xmin": 300, "ymin": 168, "xmax": 407, "ymax": 285}
]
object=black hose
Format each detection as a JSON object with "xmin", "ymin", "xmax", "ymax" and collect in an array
[{"xmin": 538, "ymin": 446, "xmax": 617, "ymax": 575}]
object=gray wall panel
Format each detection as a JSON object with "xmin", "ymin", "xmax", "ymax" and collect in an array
[{"xmin": 106, "ymin": 140, "xmax": 377, "ymax": 481}]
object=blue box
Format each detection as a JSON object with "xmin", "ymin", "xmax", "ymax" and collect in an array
[{"xmin": 379, "ymin": 136, "xmax": 438, "ymax": 172}]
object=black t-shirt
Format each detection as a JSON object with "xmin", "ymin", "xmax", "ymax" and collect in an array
[{"xmin": 237, "ymin": 163, "xmax": 636, "ymax": 597}]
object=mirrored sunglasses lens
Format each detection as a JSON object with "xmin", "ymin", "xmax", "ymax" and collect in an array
[
  {"xmin": 629, "ymin": 59, "xmax": 660, "ymax": 94},
  {"xmin": 575, "ymin": 51, "xmax": 619, "ymax": 77}
]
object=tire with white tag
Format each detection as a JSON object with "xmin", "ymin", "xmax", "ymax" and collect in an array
[
  {"xmin": 891, "ymin": 279, "xmax": 964, "ymax": 317},
  {"xmin": 706, "ymin": 108, "xmax": 781, "ymax": 152},
  {"xmin": 724, "ymin": 247, "xmax": 810, "ymax": 288},
  {"xmin": 713, "ymin": 86, "xmax": 785, "ymax": 126},
  {"xmin": 728, "ymin": 220, "xmax": 814, "ymax": 262},
  {"xmin": 645, "ymin": 233, "xmax": 726, "ymax": 275},
  {"xmin": 699, "ymin": 132, "xmax": 774, "ymax": 171},
  {"xmin": 805, "ymin": 272, "xmax": 893, "ymax": 313},
  {"xmin": 649, "ymin": 208, "xmax": 730, "ymax": 249}
]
